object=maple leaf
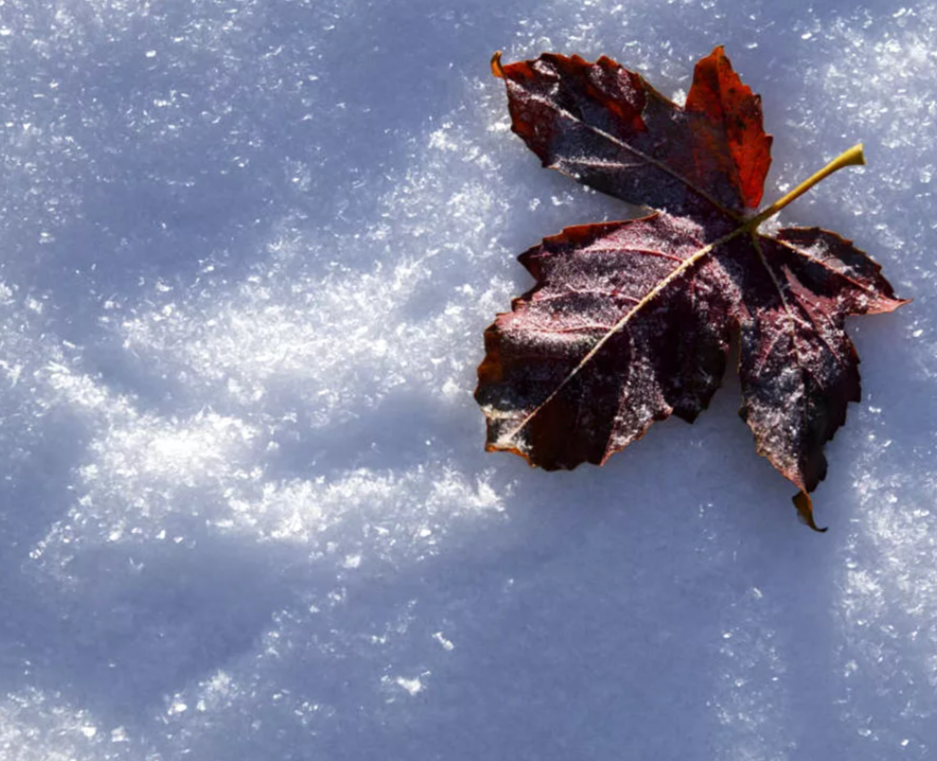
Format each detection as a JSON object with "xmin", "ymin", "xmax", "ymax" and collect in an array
[{"xmin": 475, "ymin": 46, "xmax": 908, "ymax": 530}]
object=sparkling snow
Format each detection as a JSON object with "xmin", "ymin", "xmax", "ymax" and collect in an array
[{"xmin": 0, "ymin": 1, "xmax": 934, "ymax": 759}]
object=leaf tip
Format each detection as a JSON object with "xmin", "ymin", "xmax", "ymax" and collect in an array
[
  {"xmin": 491, "ymin": 51, "xmax": 505, "ymax": 79},
  {"xmin": 793, "ymin": 491, "xmax": 827, "ymax": 533}
]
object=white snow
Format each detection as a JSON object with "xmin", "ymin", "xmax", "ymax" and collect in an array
[{"xmin": 0, "ymin": 0, "xmax": 934, "ymax": 759}]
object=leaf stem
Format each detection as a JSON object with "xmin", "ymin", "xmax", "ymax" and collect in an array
[{"xmin": 749, "ymin": 143, "xmax": 865, "ymax": 228}]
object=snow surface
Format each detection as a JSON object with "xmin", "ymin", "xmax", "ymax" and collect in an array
[{"xmin": 0, "ymin": 0, "xmax": 934, "ymax": 759}]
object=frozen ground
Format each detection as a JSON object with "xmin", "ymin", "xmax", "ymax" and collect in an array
[{"xmin": 0, "ymin": 0, "xmax": 934, "ymax": 758}]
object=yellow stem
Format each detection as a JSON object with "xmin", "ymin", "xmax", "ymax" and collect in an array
[{"xmin": 750, "ymin": 143, "xmax": 865, "ymax": 228}]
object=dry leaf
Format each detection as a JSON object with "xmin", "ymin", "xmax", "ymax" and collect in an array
[{"xmin": 476, "ymin": 46, "xmax": 907, "ymax": 530}]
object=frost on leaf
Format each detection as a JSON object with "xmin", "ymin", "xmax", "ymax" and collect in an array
[{"xmin": 477, "ymin": 46, "xmax": 907, "ymax": 530}]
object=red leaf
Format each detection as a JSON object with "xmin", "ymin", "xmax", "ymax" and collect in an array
[{"xmin": 478, "ymin": 47, "xmax": 908, "ymax": 530}]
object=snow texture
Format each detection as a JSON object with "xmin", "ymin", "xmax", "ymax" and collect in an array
[{"xmin": 0, "ymin": 0, "xmax": 933, "ymax": 759}]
